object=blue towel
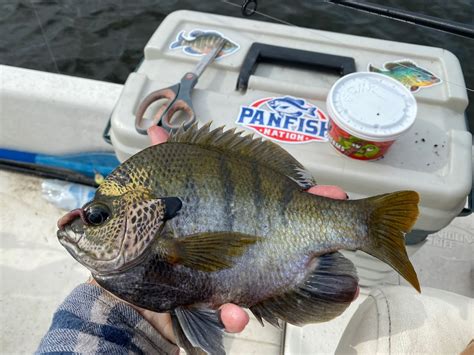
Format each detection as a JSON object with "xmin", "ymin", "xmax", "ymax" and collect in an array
[{"xmin": 36, "ymin": 283, "xmax": 178, "ymax": 354}]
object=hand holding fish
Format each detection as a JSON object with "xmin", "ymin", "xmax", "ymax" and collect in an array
[
  {"xmin": 87, "ymin": 125, "xmax": 349, "ymax": 346},
  {"xmin": 58, "ymin": 123, "xmax": 419, "ymax": 355},
  {"xmin": 102, "ymin": 125, "xmax": 346, "ymax": 343}
]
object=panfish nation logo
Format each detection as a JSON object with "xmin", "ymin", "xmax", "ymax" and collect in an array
[{"xmin": 236, "ymin": 96, "xmax": 328, "ymax": 144}]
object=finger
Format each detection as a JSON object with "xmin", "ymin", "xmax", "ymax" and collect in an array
[
  {"xmin": 139, "ymin": 309, "xmax": 176, "ymax": 344},
  {"xmin": 307, "ymin": 185, "xmax": 348, "ymax": 200},
  {"xmin": 219, "ymin": 304, "xmax": 249, "ymax": 333},
  {"xmin": 147, "ymin": 126, "xmax": 169, "ymax": 145}
]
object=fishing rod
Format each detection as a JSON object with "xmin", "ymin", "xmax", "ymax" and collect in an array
[{"xmin": 240, "ymin": 0, "xmax": 474, "ymax": 39}]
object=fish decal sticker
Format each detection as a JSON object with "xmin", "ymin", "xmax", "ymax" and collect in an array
[
  {"xmin": 236, "ymin": 96, "xmax": 328, "ymax": 144},
  {"xmin": 267, "ymin": 96, "xmax": 318, "ymax": 118},
  {"xmin": 368, "ymin": 59, "xmax": 441, "ymax": 92},
  {"xmin": 169, "ymin": 29, "xmax": 240, "ymax": 58}
]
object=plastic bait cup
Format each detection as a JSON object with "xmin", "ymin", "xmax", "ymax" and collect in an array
[{"xmin": 326, "ymin": 72, "xmax": 417, "ymax": 160}]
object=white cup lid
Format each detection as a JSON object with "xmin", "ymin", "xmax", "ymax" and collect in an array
[{"xmin": 327, "ymin": 72, "xmax": 417, "ymax": 141}]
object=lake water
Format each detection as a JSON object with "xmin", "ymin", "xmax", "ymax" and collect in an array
[{"xmin": 0, "ymin": 0, "xmax": 472, "ymax": 129}]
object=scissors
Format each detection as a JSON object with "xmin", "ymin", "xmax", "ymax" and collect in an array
[{"xmin": 135, "ymin": 37, "xmax": 226, "ymax": 134}]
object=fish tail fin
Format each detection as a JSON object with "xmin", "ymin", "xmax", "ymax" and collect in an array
[
  {"xmin": 362, "ymin": 191, "xmax": 420, "ymax": 292},
  {"xmin": 170, "ymin": 30, "xmax": 185, "ymax": 49},
  {"xmin": 368, "ymin": 64, "xmax": 381, "ymax": 73}
]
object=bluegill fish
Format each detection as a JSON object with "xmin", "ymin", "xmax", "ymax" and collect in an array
[
  {"xmin": 267, "ymin": 96, "xmax": 317, "ymax": 118},
  {"xmin": 57, "ymin": 123, "xmax": 420, "ymax": 355},
  {"xmin": 170, "ymin": 29, "xmax": 239, "ymax": 58},
  {"xmin": 369, "ymin": 60, "xmax": 441, "ymax": 92}
]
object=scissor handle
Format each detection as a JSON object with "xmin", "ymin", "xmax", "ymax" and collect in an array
[
  {"xmin": 135, "ymin": 85, "xmax": 178, "ymax": 134},
  {"xmin": 160, "ymin": 73, "xmax": 197, "ymax": 131},
  {"xmin": 135, "ymin": 74, "xmax": 198, "ymax": 134}
]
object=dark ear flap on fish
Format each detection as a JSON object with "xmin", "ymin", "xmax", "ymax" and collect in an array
[
  {"xmin": 172, "ymin": 307, "xmax": 225, "ymax": 355},
  {"xmin": 160, "ymin": 232, "xmax": 259, "ymax": 272},
  {"xmin": 168, "ymin": 122, "xmax": 316, "ymax": 189},
  {"xmin": 162, "ymin": 196, "xmax": 182, "ymax": 220},
  {"xmin": 250, "ymin": 252, "xmax": 358, "ymax": 327}
]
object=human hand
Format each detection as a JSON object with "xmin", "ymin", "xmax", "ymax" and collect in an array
[{"xmin": 88, "ymin": 277, "xmax": 246, "ymax": 344}]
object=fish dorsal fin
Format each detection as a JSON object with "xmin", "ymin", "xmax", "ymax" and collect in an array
[
  {"xmin": 384, "ymin": 62, "xmax": 400, "ymax": 70},
  {"xmin": 396, "ymin": 60, "xmax": 418, "ymax": 68},
  {"xmin": 169, "ymin": 122, "xmax": 315, "ymax": 188}
]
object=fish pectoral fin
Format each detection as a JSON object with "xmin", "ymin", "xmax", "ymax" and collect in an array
[
  {"xmin": 250, "ymin": 252, "xmax": 359, "ymax": 327},
  {"xmin": 172, "ymin": 307, "xmax": 225, "ymax": 355},
  {"xmin": 164, "ymin": 232, "xmax": 259, "ymax": 272}
]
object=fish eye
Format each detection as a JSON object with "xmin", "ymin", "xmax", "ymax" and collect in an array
[{"xmin": 84, "ymin": 204, "xmax": 111, "ymax": 226}]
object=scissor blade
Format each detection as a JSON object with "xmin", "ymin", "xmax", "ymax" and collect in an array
[{"xmin": 192, "ymin": 37, "xmax": 226, "ymax": 78}]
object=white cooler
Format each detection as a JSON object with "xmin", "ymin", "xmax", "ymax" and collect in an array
[{"xmin": 108, "ymin": 10, "xmax": 472, "ymax": 287}]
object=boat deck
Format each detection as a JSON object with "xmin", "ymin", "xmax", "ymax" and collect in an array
[{"xmin": 0, "ymin": 169, "xmax": 472, "ymax": 354}]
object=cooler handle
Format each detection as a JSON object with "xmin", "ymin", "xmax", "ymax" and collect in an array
[{"xmin": 236, "ymin": 42, "xmax": 357, "ymax": 91}]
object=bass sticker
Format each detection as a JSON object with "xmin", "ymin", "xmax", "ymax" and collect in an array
[
  {"xmin": 236, "ymin": 96, "xmax": 329, "ymax": 144},
  {"xmin": 169, "ymin": 29, "xmax": 239, "ymax": 58},
  {"xmin": 368, "ymin": 59, "xmax": 441, "ymax": 92}
]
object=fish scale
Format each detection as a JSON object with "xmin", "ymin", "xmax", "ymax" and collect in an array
[{"xmin": 57, "ymin": 123, "xmax": 421, "ymax": 355}]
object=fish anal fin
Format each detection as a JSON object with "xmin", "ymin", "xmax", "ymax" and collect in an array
[
  {"xmin": 173, "ymin": 307, "xmax": 225, "ymax": 355},
  {"xmin": 362, "ymin": 191, "xmax": 421, "ymax": 292},
  {"xmin": 169, "ymin": 123, "xmax": 315, "ymax": 189},
  {"xmin": 250, "ymin": 252, "xmax": 358, "ymax": 327},
  {"xmin": 162, "ymin": 232, "xmax": 259, "ymax": 272}
]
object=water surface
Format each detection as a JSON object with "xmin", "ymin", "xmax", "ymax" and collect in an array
[{"xmin": 1, "ymin": 0, "xmax": 472, "ymax": 129}]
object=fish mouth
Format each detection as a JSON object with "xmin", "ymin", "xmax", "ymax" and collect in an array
[
  {"xmin": 57, "ymin": 209, "xmax": 85, "ymax": 245},
  {"xmin": 57, "ymin": 212, "xmax": 87, "ymax": 266},
  {"xmin": 57, "ymin": 229, "xmax": 86, "ymax": 263}
]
